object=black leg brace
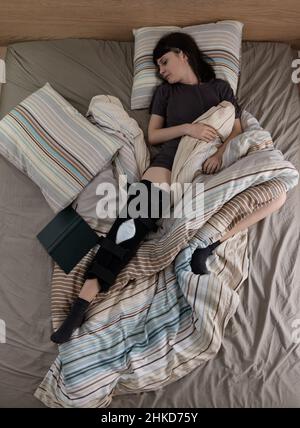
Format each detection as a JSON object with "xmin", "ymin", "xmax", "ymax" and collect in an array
[{"xmin": 85, "ymin": 179, "xmax": 168, "ymax": 291}]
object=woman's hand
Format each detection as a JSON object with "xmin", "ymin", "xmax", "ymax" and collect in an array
[
  {"xmin": 187, "ymin": 123, "xmax": 218, "ymax": 143},
  {"xmin": 202, "ymin": 152, "xmax": 223, "ymax": 174}
]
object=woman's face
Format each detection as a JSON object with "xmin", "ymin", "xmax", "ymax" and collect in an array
[{"xmin": 156, "ymin": 50, "xmax": 190, "ymax": 83}]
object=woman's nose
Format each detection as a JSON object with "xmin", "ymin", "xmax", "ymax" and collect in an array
[{"xmin": 159, "ymin": 65, "xmax": 165, "ymax": 74}]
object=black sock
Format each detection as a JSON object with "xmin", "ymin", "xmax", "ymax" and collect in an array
[
  {"xmin": 50, "ymin": 297, "xmax": 90, "ymax": 344},
  {"xmin": 191, "ymin": 240, "xmax": 221, "ymax": 275}
]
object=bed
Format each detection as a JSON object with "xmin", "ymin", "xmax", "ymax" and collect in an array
[{"xmin": 0, "ymin": 37, "xmax": 299, "ymax": 408}]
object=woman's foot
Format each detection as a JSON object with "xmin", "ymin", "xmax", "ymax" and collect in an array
[
  {"xmin": 50, "ymin": 297, "xmax": 90, "ymax": 344},
  {"xmin": 191, "ymin": 240, "xmax": 221, "ymax": 274}
]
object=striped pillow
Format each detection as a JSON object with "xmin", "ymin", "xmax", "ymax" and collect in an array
[
  {"xmin": 0, "ymin": 83, "xmax": 122, "ymax": 213},
  {"xmin": 131, "ymin": 20, "xmax": 243, "ymax": 110}
]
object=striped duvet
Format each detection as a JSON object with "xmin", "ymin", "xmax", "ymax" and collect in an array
[{"xmin": 34, "ymin": 97, "xmax": 299, "ymax": 407}]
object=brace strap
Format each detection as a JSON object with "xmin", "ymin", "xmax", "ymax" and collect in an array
[
  {"xmin": 98, "ymin": 236, "xmax": 130, "ymax": 260},
  {"xmin": 136, "ymin": 216, "xmax": 158, "ymax": 232},
  {"xmin": 87, "ymin": 262, "xmax": 116, "ymax": 288}
]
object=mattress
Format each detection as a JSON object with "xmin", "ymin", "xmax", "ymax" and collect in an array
[{"xmin": 0, "ymin": 39, "xmax": 299, "ymax": 408}]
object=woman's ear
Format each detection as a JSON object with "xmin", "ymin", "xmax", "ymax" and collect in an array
[{"xmin": 180, "ymin": 51, "xmax": 188, "ymax": 62}]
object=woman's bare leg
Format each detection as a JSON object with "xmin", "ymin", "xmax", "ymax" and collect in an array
[
  {"xmin": 191, "ymin": 191, "xmax": 287, "ymax": 275},
  {"xmin": 79, "ymin": 278, "xmax": 100, "ymax": 302},
  {"xmin": 79, "ymin": 166, "xmax": 172, "ymax": 299},
  {"xmin": 219, "ymin": 191, "xmax": 287, "ymax": 243}
]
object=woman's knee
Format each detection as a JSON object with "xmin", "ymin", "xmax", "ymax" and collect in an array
[{"xmin": 271, "ymin": 191, "xmax": 287, "ymax": 211}]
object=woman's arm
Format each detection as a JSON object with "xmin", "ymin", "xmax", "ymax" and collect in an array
[
  {"xmin": 202, "ymin": 118, "xmax": 243, "ymax": 174},
  {"xmin": 148, "ymin": 114, "xmax": 218, "ymax": 145},
  {"xmin": 148, "ymin": 114, "xmax": 189, "ymax": 145},
  {"xmin": 216, "ymin": 118, "xmax": 243, "ymax": 157}
]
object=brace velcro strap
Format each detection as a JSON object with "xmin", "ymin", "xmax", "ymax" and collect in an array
[
  {"xmin": 98, "ymin": 236, "xmax": 130, "ymax": 260},
  {"xmin": 136, "ymin": 216, "xmax": 158, "ymax": 232},
  {"xmin": 88, "ymin": 262, "xmax": 116, "ymax": 286}
]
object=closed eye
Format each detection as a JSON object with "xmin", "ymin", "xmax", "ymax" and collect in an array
[{"xmin": 157, "ymin": 59, "xmax": 167, "ymax": 67}]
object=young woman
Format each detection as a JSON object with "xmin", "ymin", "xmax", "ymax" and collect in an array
[
  {"xmin": 148, "ymin": 31, "xmax": 242, "ymax": 174},
  {"xmin": 51, "ymin": 32, "xmax": 286, "ymax": 344}
]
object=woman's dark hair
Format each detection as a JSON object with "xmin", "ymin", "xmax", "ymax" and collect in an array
[{"xmin": 153, "ymin": 32, "xmax": 216, "ymax": 82}]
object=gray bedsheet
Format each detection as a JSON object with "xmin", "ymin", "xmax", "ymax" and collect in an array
[{"xmin": 0, "ymin": 40, "xmax": 299, "ymax": 408}]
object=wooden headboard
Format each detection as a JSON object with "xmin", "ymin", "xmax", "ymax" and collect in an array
[{"xmin": 0, "ymin": 0, "xmax": 300, "ymax": 48}]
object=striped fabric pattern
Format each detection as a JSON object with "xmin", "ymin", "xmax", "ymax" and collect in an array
[
  {"xmin": 131, "ymin": 20, "xmax": 243, "ymax": 109},
  {"xmin": 34, "ymin": 183, "xmax": 291, "ymax": 408},
  {"xmin": 34, "ymin": 100, "xmax": 299, "ymax": 408},
  {"xmin": 0, "ymin": 83, "xmax": 122, "ymax": 213},
  {"xmin": 86, "ymin": 94, "xmax": 149, "ymax": 183}
]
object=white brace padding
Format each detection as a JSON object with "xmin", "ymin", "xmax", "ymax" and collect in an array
[{"xmin": 115, "ymin": 219, "xmax": 136, "ymax": 244}]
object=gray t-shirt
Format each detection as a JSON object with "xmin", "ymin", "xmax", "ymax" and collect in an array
[{"xmin": 149, "ymin": 78, "xmax": 241, "ymax": 127}]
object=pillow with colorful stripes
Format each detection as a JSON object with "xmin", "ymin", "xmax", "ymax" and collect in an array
[
  {"xmin": 0, "ymin": 83, "xmax": 122, "ymax": 213},
  {"xmin": 131, "ymin": 20, "xmax": 243, "ymax": 110}
]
